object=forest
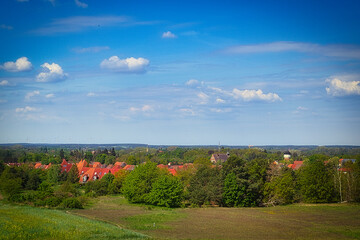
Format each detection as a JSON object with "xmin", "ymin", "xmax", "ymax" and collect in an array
[{"xmin": 0, "ymin": 145, "xmax": 359, "ymax": 209}]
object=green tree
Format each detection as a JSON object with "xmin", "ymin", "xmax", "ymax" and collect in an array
[
  {"xmin": 122, "ymin": 162, "xmax": 161, "ymax": 203},
  {"xmin": 222, "ymin": 172, "xmax": 242, "ymax": 207},
  {"xmin": 188, "ymin": 165, "xmax": 223, "ymax": 206},
  {"xmin": 147, "ymin": 174, "xmax": 184, "ymax": 207},
  {"xmin": 47, "ymin": 165, "xmax": 62, "ymax": 184},
  {"xmin": 298, "ymin": 159, "xmax": 336, "ymax": 203},
  {"xmin": 59, "ymin": 149, "xmax": 65, "ymax": 159},
  {"xmin": 0, "ymin": 167, "xmax": 22, "ymax": 197},
  {"xmin": 67, "ymin": 165, "xmax": 79, "ymax": 183},
  {"xmin": 263, "ymin": 169, "xmax": 296, "ymax": 206},
  {"xmin": 109, "ymin": 169, "xmax": 129, "ymax": 194}
]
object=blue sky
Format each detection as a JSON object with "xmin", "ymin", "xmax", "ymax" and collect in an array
[{"xmin": 1, "ymin": 0, "xmax": 360, "ymax": 145}]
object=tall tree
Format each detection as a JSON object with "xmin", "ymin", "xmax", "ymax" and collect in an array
[
  {"xmin": 188, "ymin": 165, "xmax": 223, "ymax": 206},
  {"xmin": 67, "ymin": 165, "xmax": 79, "ymax": 183},
  {"xmin": 298, "ymin": 159, "xmax": 336, "ymax": 203},
  {"xmin": 148, "ymin": 174, "xmax": 184, "ymax": 207},
  {"xmin": 122, "ymin": 162, "xmax": 161, "ymax": 203}
]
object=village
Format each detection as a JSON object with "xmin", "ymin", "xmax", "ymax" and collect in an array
[{"xmin": 29, "ymin": 150, "xmax": 356, "ymax": 185}]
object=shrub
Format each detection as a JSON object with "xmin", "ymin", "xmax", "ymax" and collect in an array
[
  {"xmin": 61, "ymin": 198, "xmax": 83, "ymax": 209},
  {"xmin": 45, "ymin": 196, "xmax": 63, "ymax": 207}
]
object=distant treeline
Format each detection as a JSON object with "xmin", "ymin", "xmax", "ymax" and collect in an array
[{"xmin": 1, "ymin": 145, "xmax": 360, "ymax": 165}]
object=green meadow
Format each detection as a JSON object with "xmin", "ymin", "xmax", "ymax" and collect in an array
[
  {"xmin": 71, "ymin": 195, "xmax": 360, "ymax": 240},
  {"xmin": 1, "ymin": 196, "xmax": 360, "ymax": 239},
  {"xmin": 0, "ymin": 202, "xmax": 147, "ymax": 240}
]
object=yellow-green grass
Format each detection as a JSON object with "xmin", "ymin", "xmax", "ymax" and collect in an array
[
  {"xmin": 71, "ymin": 196, "xmax": 360, "ymax": 239},
  {"xmin": 0, "ymin": 202, "xmax": 147, "ymax": 240}
]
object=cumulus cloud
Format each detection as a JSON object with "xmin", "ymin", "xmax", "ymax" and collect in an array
[
  {"xmin": 87, "ymin": 92, "xmax": 96, "ymax": 97},
  {"xmin": 15, "ymin": 106, "xmax": 37, "ymax": 113},
  {"xmin": 45, "ymin": 93, "xmax": 54, "ymax": 98},
  {"xmin": 36, "ymin": 63, "xmax": 68, "ymax": 82},
  {"xmin": 73, "ymin": 46, "xmax": 109, "ymax": 53},
  {"xmin": 1, "ymin": 57, "xmax": 32, "ymax": 72},
  {"xmin": 186, "ymin": 79, "xmax": 200, "ymax": 86},
  {"xmin": 25, "ymin": 90, "xmax": 40, "ymax": 100},
  {"xmin": 326, "ymin": 77, "xmax": 360, "ymax": 96},
  {"xmin": 74, "ymin": 0, "xmax": 88, "ymax": 8},
  {"xmin": 100, "ymin": 56, "xmax": 149, "ymax": 73},
  {"xmin": 223, "ymin": 41, "xmax": 360, "ymax": 59},
  {"xmin": 162, "ymin": 31, "xmax": 177, "ymax": 38},
  {"xmin": 130, "ymin": 105, "xmax": 154, "ymax": 113},
  {"xmin": 0, "ymin": 80, "xmax": 9, "ymax": 86},
  {"xmin": 216, "ymin": 98, "xmax": 225, "ymax": 103},
  {"xmin": 0, "ymin": 24, "xmax": 13, "ymax": 30},
  {"xmin": 232, "ymin": 89, "xmax": 282, "ymax": 102}
]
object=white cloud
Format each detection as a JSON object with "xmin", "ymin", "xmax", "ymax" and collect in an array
[
  {"xmin": 130, "ymin": 105, "xmax": 154, "ymax": 113},
  {"xmin": 326, "ymin": 77, "xmax": 360, "ymax": 96},
  {"xmin": 74, "ymin": 0, "xmax": 88, "ymax": 8},
  {"xmin": 186, "ymin": 79, "xmax": 200, "ymax": 86},
  {"xmin": 36, "ymin": 62, "xmax": 68, "ymax": 82},
  {"xmin": 223, "ymin": 41, "xmax": 360, "ymax": 59},
  {"xmin": 25, "ymin": 90, "xmax": 40, "ymax": 100},
  {"xmin": 198, "ymin": 92, "xmax": 209, "ymax": 104},
  {"xmin": 32, "ymin": 16, "xmax": 156, "ymax": 35},
  {"xmin": 45, "ymin": 93, "xmax": 55, "ymax": 98},
  {"xmin": 73, "ymin": 46, "xmax": 109, "ymax": 53},
  {"xmin": 0, "ymin": 24, "xmax": 13, "ymax": 30},
  {"xmin": 0, "ymin": 80, "xmax": 9, "ymax": 86},
  {"xmin": 179, "ymin": 108, "xmax": 196, "ymax": 116},
  {"xmin": 162, "ymin": 31, "xmax": 177, "ymax": 39},
  {"xmin": 100, "ymin": 56, "xmax": 149, "ymax": 73},
  {"xmin": 216, "ymin": 98, "xmax": 225, "ymax": 103},
  {"xmin": 297, "ymin": 106, "xmax": 308, "ymax": 111},
  {"xmin": 141, "ymin": 105, "xmax": 153, "ymax": 112},
  {"xmin": 15, "ymin": 106, "xmax": 37, "ymax": 113},
  {"xmin": 232, "ymin": 89, "xmax": 282, "ymax": 102},
  {"xmin": 87, "ymin": 92, "xmax": 95, "ymax": 97},
  {"xmin": 1, "ymin": 57, "xmax": 32, "ymax": 72}
]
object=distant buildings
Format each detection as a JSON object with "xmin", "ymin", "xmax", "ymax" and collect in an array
[
  {"xmin": 210, "ymin": 153, "xmax": 230, "ymax": 164},
  {"xmin": 284, "ymin": 150, "xmax": 291, "ymax": 160}
]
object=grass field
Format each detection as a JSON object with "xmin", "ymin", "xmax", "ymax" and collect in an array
[
  {"xmin": 0, "ymin": 202, "xmax": 147, "ymax": 240},
  {"xmin": 71, "ymin": 196, "xmax": 360, "ymax": 240}
]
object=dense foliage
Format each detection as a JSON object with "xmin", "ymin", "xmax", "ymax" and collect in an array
[{"xmin": 0, "ymin": 145, "xmax": 359, "ymax": 209}]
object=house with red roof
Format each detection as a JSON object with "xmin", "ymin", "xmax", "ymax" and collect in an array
[
  {"xmin": 61, "ymin": 159, "xmax": 73, "ymax": 173},
  {"xmin": 288, "ymin": 161, "xmax": 303, "ymax": 170}
]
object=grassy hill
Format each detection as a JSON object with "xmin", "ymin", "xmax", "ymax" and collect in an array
[{"xmin": 0, "ymin": 202, "xmax": 147, "ymax": 240}]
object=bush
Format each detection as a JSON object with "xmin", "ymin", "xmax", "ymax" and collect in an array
[
  {"xmin": 60, "ymin": 198, "xmax": 83, "ymax": 209},
  {"xmin": 45, "ymin": 196, "xmax": 63, "ymax": 207},
  {"xmin": 8, "ymin": 193, "xmax": 26, "ymax": 203}
]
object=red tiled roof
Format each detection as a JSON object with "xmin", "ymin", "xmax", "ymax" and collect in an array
[
  {"xmin": 61, "ymin": 159, "xmax": 68, "ymax": 166},
  {"xmin": 61, "ymin": 163, "xmax": 73, "ymax": 173},
  {"xmin": 123, "ymin": 165, "xmax": 135, "ymax": 171},
  {"xmin": 34, "ymin": 163, "xmax": 42, "ymax": 169},
  {"xmin": 290, "ymin": 161, "xmax": 303, "ymax": 170},
  {"xmin": 157, "ymin": 164, "xmax": 168, "ymax": 169},
  {"xmin": 168, "ymin": 169, "xmax": 177, "ymax": 176}
]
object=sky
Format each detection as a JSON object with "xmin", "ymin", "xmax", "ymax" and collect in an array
[{"xmin": 0, "ymin": 0, "xmax": 360, "ymax": 145}]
